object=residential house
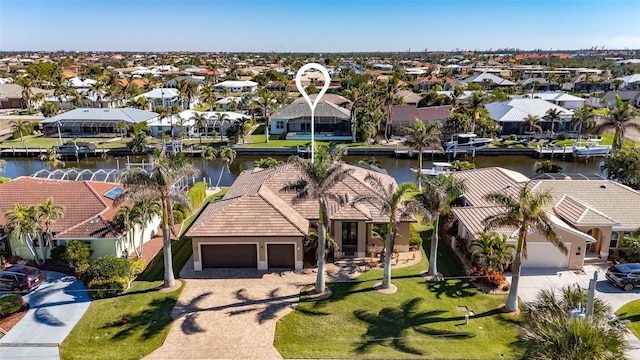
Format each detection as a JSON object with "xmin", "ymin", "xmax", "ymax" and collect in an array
[
  {"xmin": 65, "ymin": 76, "xmax": 96, "ymax": 90},
  {"xmin": 163, "ymin": 75, "xmax": 206, "ymax": 88},
  {"xmin": 485, "ymin": 98, "xmax": 573, "ymax": 135},
  {"xmin": 513, "ymin": 91, "xmax": 586, "ymax": 110},
  {"xmin": 270, "ymin": 100, "xmax": 352, "ymax": 141},
  {"xmin": 0, "ymin": 83, "xmax": 52, "ymax": 109},
  {"xmin": 617, "ymin": 74, "xmax": 640, "ymax": 90},
  {"xmin": 589, "ymin": 91, "xmax": 640, "ymax": 108},
  {"xmin": 521, "ymin": 78, "xmax": 560, "ymax": 92},
  {"xmin": 134, "ymin": 88, "xmax": 181, "ymax": 108},
  {"xmin": 463, "ymin": 72, "xmax": 516, "ymax": 88},
  {"xmin": 414, "ymin": 76, "xmax": 465, "ymax": 91},
  {"xmin": 186, "ymin": 163, "xmax": 414, "ymax": 270},
  {"xmin": 395, "ymin": 90, "xmax": 422, "ymax": 106},
  {"xmin": 450, "ymin": 167, "xmax": 640, "ymax": 270},
  {"xmin": 292, "ymin": 93, "xmax": 351, "ymax": 109},
  {"xmin": 389, "ymin": 105, "xmax": 452, "ymax": 136},
  {"xmin": 214, "ymin": 80, "xmax": 258, "ymax": 93},
  {"xmin": 0, "ymin": 177, "xmax": 161, "ymax": 262},
  {"xmin": 41, "ymin": 107, "xmax": 159, "ymax": 137},
  {"xmin": 567, "ymin": 73, "xmax": 611, "ymax": 93}
]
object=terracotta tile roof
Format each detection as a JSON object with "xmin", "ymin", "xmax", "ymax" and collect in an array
[
  {"xmin": 390, "ymin": 105, "xmax": 452, "ymax": 126},
  {"xmin": 553, "ymin": 195, "xmax": 619, "ymax": 226},
  {"xmin": 451, "ymin": 167, "xmax": 528, "ymax": 207},
  {"xmin": 0, "ymin": 177, "xmax": 122, "ymax": 239}
]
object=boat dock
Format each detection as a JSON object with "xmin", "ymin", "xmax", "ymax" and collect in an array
[
  {"xmin": 535, "ymin": 145, "xmax": 611, "ymax": 159},
  {"xmin": 0, "ymin": 146, "xmax": 110, "ymax": 157}
]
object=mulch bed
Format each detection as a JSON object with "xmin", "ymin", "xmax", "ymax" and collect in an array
[{"xmin": 0, "ymin": 302, "xmax": 29, "ymax": 334}]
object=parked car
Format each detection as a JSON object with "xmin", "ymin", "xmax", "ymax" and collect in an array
[
  {"xmin": 0, "ymin": 265, "xmax": 45, "ymax": 293},
  {"xmin": 606, "ymin": 263, "xmax": 640, "ymax": 291}
]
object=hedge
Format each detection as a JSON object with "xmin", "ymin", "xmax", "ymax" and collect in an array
[
  {"xmin": 87, "ymin": 276, "xmax": 129, "ymax": 299},
  {"xmin": 83, "ymin": 255, "xmax": 131, "ymax": 282},
  {"xmin": 129, "ymin": 258, "xmax": 147, "ymax": 277},
  {"xmin": 0, "ymin": 294, "xmax": 23, "ymax": 317},
  {"xmin": 187, "ymin": 182, "xmax": 206, "ymax": 208}
]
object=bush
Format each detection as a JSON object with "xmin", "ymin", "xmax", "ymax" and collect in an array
[
  {"xmin": 556, "ymin": 133, "xmax": 568, "ymax": 141},
  {"xmin": 84, "ymin": 255, "xmax": 131, "ymax": 282},
  {"xmin": 486, "ymin": 271, "xmax": 507, "ymax": 290},
  {"xmin": 187, "ymin": 182, "xmax": 206, "ymax": 208},
  {"xmin": 11, "ymin": 121, "xmax": 37, "ymax": 140},
  {"xmin": 87, "ymin": 276, "xmax": 129, "ymax": 299},
  {"xmin": 409, "ymin": 230, "xmax": 422, "ymax": 248},
  {"xmin": 0, "ymin": 294, "xmax": 23, "ymax": 317},
  {"xmin": 129, "ymin": 258, "xmax": 147, "ymax": 277},
  {"xmin": 0, "ymin": 176, "xmax": 10, "ymax": 184},
  {"xmin": 65, "ymin": 240, "xmax": 92, "ymax": 267},
  {"xmin": 173, "ymin": 202, "xmax": 190, "ymax": 221},
  {"xmin": 75, "ymin": 262, "xmax": 90, "ymax": 280},
  {"xmin": 172, "ymin": 209, "xmax": 185, "ymax": 223},
  {"xmin": 49, "ymin": 245, "xmax": 68, "ymax": 266}
]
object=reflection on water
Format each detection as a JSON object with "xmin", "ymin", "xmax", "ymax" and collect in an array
[{"xmin": 0, "ymin": 153, "xmax": 604, "ymax": 187}]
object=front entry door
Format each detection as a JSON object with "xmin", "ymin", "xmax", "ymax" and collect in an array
[{"xmin": 342, "ymin": 222, "xmax": 358, "ymax": 256}]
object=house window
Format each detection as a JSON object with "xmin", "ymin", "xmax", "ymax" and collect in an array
[
  {"xmin": 609, "ymin": 232, "xmax": 619, "ymax": 249},
  {"xmin": 276, "ymin": 120, "xmax": 285, "ymax": 130}
]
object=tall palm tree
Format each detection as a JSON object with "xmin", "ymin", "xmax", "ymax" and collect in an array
[
  {"xmin": 341, "ymin": 84, "xmax": 368, "ymax": 142},
  {"xmin": 31, "ymin": 92, "xmax": 45, "ymax": 110},
  {"xmin": 115, "ymin": 121, "xmax": 129, "ymax": 142},
  {"xmin": 168, "ymin": 105, "xmax": 182, "ymax": 140},
  {"xmin": 383, "ymin": 76, "xmax": 403, "ymax": 141},
  {"xmin": 15, "ymin": 76, "xmax": 34, "ymax": 113},
  {"xmin": 215, "ymin": 146, "xmax": 236, "ymax": 189},
  {"xmin": 89, "ymin": 80, "xmax": 106, "ymax": 108},
  {"xmin": 255, "ymin": 88, "xmax": 275, "ymax": 143},
  {"xmin": 3, "ymin": 204, "xmax": 42, "ymax": 265},
  {"xmin": 200, "ymin": 83, "xmax": 217, "ymax": 112},
  {"xmin": 571, "ymin": 106, "xmax": 596, "ymax": 139},
  {"xmin": 281, "ymin": 150, "xmax": 353, "ymax": 294},
  {"xmin": 419, "ymin": 175, "xmax": 466, "ymax": 277},
  {"xmin": 587, "ymin": 96, "xmax": 640, "ymax": 150},
  {"xmin": 116, "ymin": 153, "xmax": 198, "ymax": 288},
  {"xmin": 353, "ymin": 176, "xmax": 425, "ymax": 289},
  {"xmin": 132, "ymin": 198, "xmax": 162, "ymax": 258},
  {"xmin": 9, "ymin": 119, "xmax": 31, "ymax": 145},
  {"xmin": 483, "ymin": 181, "xmax": 567, "ymax": 312},
  {"xmin": 114, "ymin": 205, "xmax": 142, "ymax": 258},
  {"xmin": 192, "ymin": 113, "xmax": 209, "ymax": 144},
  {"xmin": 399, "ymin": 120, "xmax": 443, "ymax": 190},
  {"xmin": 544, "ymin": 108, "xmax": 564, "ymax": 137},
  {"xmin": 215, "ymin": 112, "xmax": 230, "ymax": 142},
  {"xmin": 35, "ymin": 197, "xmax": 65, "ymax": 250},
  {"xmin": 39, "ymin": 147, "xmax": 65, "ymax": 168},
  {"xmin": 465, "ymin": 92, "xmax": 487, "ymax": 133},
  {"xmin": 523, "ymin": 114, "xmax": 542, "ymax": 135}
]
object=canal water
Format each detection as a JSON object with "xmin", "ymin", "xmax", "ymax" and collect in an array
[{"xmin": 0, "ymin": 153, "xmax": 604, "ymax": 187}]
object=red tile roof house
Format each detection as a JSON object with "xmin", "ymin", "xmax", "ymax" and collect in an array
[
  {"xmin": 450, "ymin": 167, "xmax": 640, "ymax": 270},
  {"xmin": 186, "ymin": 163, "xmax": 416, "ymax": 271},
  {"xmin": 0, "ymin": 177, "xmax": 161, "ymax": 262},
  {"xmin": 389, "ymin": 105, "xmax": 453, "ymax": 136}
]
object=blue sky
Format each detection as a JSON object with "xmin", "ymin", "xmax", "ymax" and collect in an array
[{"xmin": 1, "ymin": 0, "xmax": 639, "ymax": 52}]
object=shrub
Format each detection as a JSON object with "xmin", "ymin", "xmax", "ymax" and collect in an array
[
  {"xmin": 49, "ymin": 245, "xmax": 68, "ymax": 266},
  {"xmin": 75, "ymin": 262, "xmax": 90, "ymax": 280},
  {"xmin": 187, "ymin": 182, "xmax": 206, "ymax": 208},
  {"xmin": 87, "ymin": 276, "xmax": 129, "ymax": 299},
  {"xmin": 486, "ymin": 271, "xmax": 507, "ymax": 290},
  {"xmin": 172, "ymin": 209, "xmax": 185, "ymax": 223},
  {"xmin": 11, "ymin": 121, "xmax": 37, "ymax": 140},
  {"xmin": 556, "ymin": 133, "xmax": 568, "ymax": 141},
  {"xmin": 0, "ymin": 176, "xmax": 10, "ymax": 184},
  {"xmin": 129, "ymin": 258, "xmax": 147, "ymax": 277},
  {"xmin": 0, "ymin": 294, "xmax": 23, "ymax": 317},
  {"xmin": 65, "ymin": 240, "xmax": 92, "ymax": 267},
  {"xmin": 84, "ymin": 255, "xmax": 131, "ymax": 282},
  {"xmin": 173, "ymin": 202, "xmax": 190, "ymax": 222},
  {"xmin": 409, "ymin": 230, "xmax": 422, "ymax": 248}
]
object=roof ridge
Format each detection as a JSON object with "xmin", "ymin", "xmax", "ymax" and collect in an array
[
  {"xmin": 188, "ymin": 196, "xmax": 241, "ymax": 233},
  {"xmin": 257, "ymin": 186, "xmax": 308, "ymax": 235},
  {"xmin": 563, "ymin": 194, "xmax": 619, "ymax": 224}
]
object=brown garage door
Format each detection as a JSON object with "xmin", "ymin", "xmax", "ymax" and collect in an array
[
  {"xmin": 267, "ymin": 244, "xmax": 295, "ymax": 269},
  {"xmin": 202, "ymin": 244, "xmax": 257, "ymax": 268}
]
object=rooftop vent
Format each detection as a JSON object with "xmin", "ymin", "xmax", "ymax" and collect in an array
[{"xmin": 600, "ymin": 183, "xmax": 607, "ymax": 189}]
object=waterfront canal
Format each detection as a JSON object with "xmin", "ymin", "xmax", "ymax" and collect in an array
[{"xmin": 0, "ymin": 153, "xmax": 605, "ymax": 187}]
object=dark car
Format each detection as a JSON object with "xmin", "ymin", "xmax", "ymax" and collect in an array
[
  {"xmin": 0, "ymin": 265, "xmax": 45, "ymax": 293},
  {"xmin": 606, "ymin": 263, "xmax": 640, "ymax": 291}
]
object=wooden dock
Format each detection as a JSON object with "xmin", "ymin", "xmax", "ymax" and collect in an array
[{"xmin": 0, "ymin": 146, "xmax": 110, "ymax": 157}]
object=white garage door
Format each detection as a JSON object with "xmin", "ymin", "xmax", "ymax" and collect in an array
[{"xmin": 522, "ymin": 242, "xmax": 571, "ymax": 269}]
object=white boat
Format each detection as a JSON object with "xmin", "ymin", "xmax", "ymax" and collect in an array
[
  {"xmin": 572, "ymin": 138, "xmax": 612, "ymax": 157},
  {"xmin": 411, "ymin": 162, "xmax": 453, "ymax": 177},
  {"xmin": 446, "ymin": 133, "xmax": 493, "ymax": 150}
]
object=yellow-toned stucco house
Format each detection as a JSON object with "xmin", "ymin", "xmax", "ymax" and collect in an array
[
  {"xmin": 186, "ymin": 163, "xmax": 415, "ymax": 271},
  {"xmin": 451, "ymin": 167, "xmax": 640, "ymax": 270}
]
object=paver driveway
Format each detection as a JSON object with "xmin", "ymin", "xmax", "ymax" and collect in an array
[{"xmin": 145, "ymin": 258, "xmax": 316, "ymax": 360}]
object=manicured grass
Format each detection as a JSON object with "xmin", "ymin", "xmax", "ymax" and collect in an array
[
  {"xmin": 0, "ymin": 135, "xmax": 130, "ymax": 149},
  {"xmin": 615, "ymin": 300, "xmax": 640, "ymax": 339},
  {"xmin": 60, "ymin": 189, "xmax": 228, "ymax": 359},
  {"xmin": 274, "ymin": 226, "xmax": 521, "ymax": 359}
]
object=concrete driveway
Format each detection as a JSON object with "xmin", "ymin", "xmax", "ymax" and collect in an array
[
  {"xmin": 145, "ymin": 257, "xmax": 316, "ymax": 360},
  {"xmin": 512, "ymin": 264, "xmax": 640, "ymax": 358},
  {"xmin": 0, "ymin": 271, "xmax": 91, "ymax": 360}
]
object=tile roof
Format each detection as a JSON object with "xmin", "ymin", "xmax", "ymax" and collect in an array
[
  {"xmin": 452, "ymin": 206, "xmax": 517, "ymax": 238},
  {"xmin": 41, "ymin": 107, "xmax": 158, "ymax": 124},
  {"xmin": 293, "ymin": 94, "xmax": 351, "ymax": 107},
  {"xmin": 0, "ymin": 177, "xmax": 122, "ymax": 239},
  {"xmin": 390, "ymin": 105, "xmax": 452, "ymax": 126},
  {"xmin": 463, "ymin": 73, "xmax": 515, "ymax": 86},
  {"xmin": 451, "ymin": 167, "xmax": 528, "ymax": 207},
  {"xmin": 552, "ymin": 195, "xmax": 619, "ymax": 226},
  {"xmin": 486, "ymin": 99, "xmax": 573, "ymax": 122},
  {"xmin": 271, "ymin": 100, "xmax": 350, "ymax": 120}
]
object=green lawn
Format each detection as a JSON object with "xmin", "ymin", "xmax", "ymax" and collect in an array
[
  {"xmin": 615, "ymin": 300, "xmax": 640, "ymax": 339},
  {"xmin": 0, "ymin": 135, "xmax": 131, "ymax": 149},
  {"xmin": 59, "ymin": 189, "xmax": 228, "ymax": 359},
  {"xmin": 274, "ymin": 226, "xmax": 522, "ymax": 359}
]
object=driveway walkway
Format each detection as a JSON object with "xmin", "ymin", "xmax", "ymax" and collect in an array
[
  {"xmin": 511, "ymin": 264, "xmax": 640, "ymax": 359},
  {"xmin": 145, "ymin": 257, "xmax": 316, "ymax": 360},
  {"xmin": 0, "ymin": 271, "xmax": 91, "ymax": 360}
]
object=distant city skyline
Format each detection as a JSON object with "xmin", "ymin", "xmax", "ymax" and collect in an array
[{"xmin": 1, "ymin": 0, "xmax": 639, "ymax": 53}]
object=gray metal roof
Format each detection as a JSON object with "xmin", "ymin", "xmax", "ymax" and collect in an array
[
  {"xmin": 41, "ymin": 107, "xmax": 158, "ymax": 124},
  {"xmin": 271, "ymin": 100, "xmax": 350, "ymax": 120}
]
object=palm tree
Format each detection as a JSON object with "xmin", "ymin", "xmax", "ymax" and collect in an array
[
  {"xmin": 89, "ymin": 80, "xmax": 106, "ymax": 107},
  {"xmin": 469, "ymin": 232, "xmax": 515, "ymax": 273},
  {"xmin": 544, "ymin": 108, "xmax": 564, "ymax": 137},
  {"xmin": 353, "ymin": 176, "xmax": 425, "ymax": 289},
  {"xmin": 117, "ymin": 152, "xmax": 198, "ymax": 288},
  {"xmin": 483, "ymin": 181, "xmax": 567, "ymax": 312},
  {"xmin": 32, "ymin": 197, "xmax": 65, "ymax": 261},
  {"xmin": 523, "ymin": 114, "xmax": 542, "ymax": 135},
  {"xmin": 535, "ymin": 160, "xmax": 563, "ymax": 174},
  {"xmin": 3, "ymin": 204, "xmax": 42, "ymax": 265},
  {"xmin": 215, "ymin": 146, "xmax": 236, "ymax": 189},
  {"xmin": 202, "ymin": 146, "xmax": 217, "ymax": 160},
  {"xmin": 571, "ymin": 106, "xmax": 596, "ymax": 139},
  {"xmin": 341, "ymin": 84, "xmax": 368, "ymax": 142},
  {"xmin": 215, "ymin": 112, "xmax": 230, "ymax": 142},
  {"xmin": 399, "ymin": 120, "xmax": 443, "ymax": 190},
  {"xmin": 115, "ymin": 121, "xmax": 129, "ymax": 142},
  {"xmin": 281, "ymin": 150, "xmax": 353, "ymax": 294},
  {"xmin": 15, "ymin": 76, "xmax": 34, "ymax": 113},
  {"xmin": 587, "ymin": 96, "xmax": 640, "ymax": 150},
  {"xmin": 465, "ymin": 92, "xmax": 487, "ymax": 133},
  {"xmin": 418, "ymin": 175, "xmax": 466, "ymax": 277},
  {"xmin": 254, "ymin": 157, "xmax": 282, "ymax": 169},
  {"xmin": 31, "ymin": 92, "xmax": 45, "ymax": 110},
  {"xmin": 132, "ymin": 198, "xmax": 162, "ymax": 258},
  {"xmin": 200, "ymin": 83, "xmax": 217, "ymax": 112},
  {"xmin": 128, "ymin": 132, "xmax": 148, "ymax": 154},
  {"xmin": 9, "ymin": 119, "xmax": 31, "ymax": 145},
  {"xmin": 113, "ymin": 205, "xmax": 142, "ymax": 258},
  {"xmin": 255, "ymin": 88, "xmax": 275, "ymax": 143},
  {"xmin": 193, "ymin": 113, "xmax": 209, "ymax": 144},
  {"xmin": 41, "ymin": 102, "xmax": 59, "ymax": 118},
  {"xmin": 39, "ymin": 147, "xmax": 65, "ymax": 168},
  {"xmin": 168, "ymin": 106, "xmax": 182, "ymax": 140}
]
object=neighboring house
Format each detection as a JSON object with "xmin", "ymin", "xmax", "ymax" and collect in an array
[
  {"xmin": 163, "ymin": 75, "xmax": 206, "ymax": 88},
  {"xmin": 186, "ymin": 163, "xmax": 414, "ymax": 271},
  {"xmin": 270, "ymin": 100, "xmax": 352, "ymax": 141},
  {"xmin": 147, "ymin": 110, "xmax": 196, "ymax": 138},
  {"xmin": 450, "ymin": 167, "xmax": 640, "ymax": 270},
  {"xmin": 568, "ymin": 73, "xmax": 611, "ymax": 93},
  {"xmin": 413, "ymin": 76, "xmax": 465, "ymax": 91},
  {"xmin": 0, "ymin": 177, "xmax": 161, "ymax": 262},
  {"xmin": 395, "ymin": 90, "xmax": 422, "ymax": 105},
  {"xmin": 485, "ymin": 98, "xmax": 573, "ymax": 135},
  {"xmin": 521, "ymin": 78, "xmax": 560, "ymax": 92},
  {"xmin": 65, "ymin": 76, "xmax": 96, "ymax": 90},
  {"xmin": 463, "ymin": 72, "xmax": 516, "ymax": 88},
  {"xmin": 389, "ymin": 105, "xmax": 452, "ymax": 136},
  {"xmin": 617, "ymin": 74, "xmax": 640, "ymax": 90},
  {"xmin": 41, "ymin": 107, "xmax": 159, "ymax": 137},
  {"xmin": 134, "ymin": 88, "xmax": 181, "ymax": 108},
  {"xmin": 216, "ymin": 96, "xmax": 240, "ymax": 111},
  {"xmin": 512, "ymin": 91, "xmax": 586, "ymax": 110},
  {"xmin": 292, "ymin": 93, "xmax": 351, "ymax": 109},
  {"xmin": 214, "ymin": 80, "xmax": 258, "ymax": 93},
  {"xmin": 0, "ymin": 83, "xmax": 52, "ymax": 109},
  {"xmin": 590, "ymin": 91, "xmax": 640, "ymax": 108}
]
